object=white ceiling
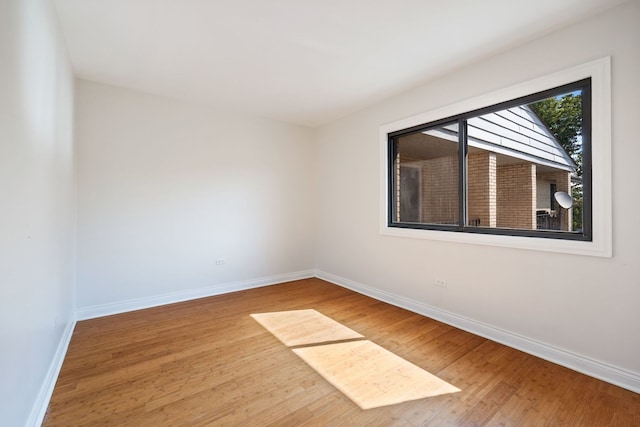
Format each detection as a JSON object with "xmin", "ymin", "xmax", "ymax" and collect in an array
[{"xmin": 53, "ymin": 0, "xmax": 625, "ymax": 127}]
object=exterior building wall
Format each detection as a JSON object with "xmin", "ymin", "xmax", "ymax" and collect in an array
[
  {"xmin": 421, "ymin": 155, "xmax": 459, "ymax": 224},
  {"xmin": 497, "ymin": 163, "xmax": 536, "ymax": 229},
  {"xmin": 536, "ymin": 174, "xmax": 553, "ymax": 211},
  {"xmin": 551, "ymin": 171, "xmax": 572, "ymax": 231},
  {"xmin": 398, "ymin": 152, "xmax": 570, "ymax": 231},
  {"xmin": 537, "ymin": 171, "xmax": 572, "ymax": 231},
  {"xmin": 468, "ymin": 151, "xmax": 497, "ymax": 227}
]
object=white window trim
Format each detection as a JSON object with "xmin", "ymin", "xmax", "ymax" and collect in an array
[{"xmin": 379, "ymin": 57, "xmax": 612, "ymax": 257}]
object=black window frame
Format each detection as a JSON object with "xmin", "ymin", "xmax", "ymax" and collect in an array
[{"xmin": 387, "ymin": 78, "xmax": 592, "ymax": 241}]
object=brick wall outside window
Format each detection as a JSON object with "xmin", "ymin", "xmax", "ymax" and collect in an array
[
  {"xmin": 497, "ymin": 163, "xmax": 537, "ymax": 229},
  {"xmin": 468, "ymin": 151, "xmax": 497, "ymax": 227}
]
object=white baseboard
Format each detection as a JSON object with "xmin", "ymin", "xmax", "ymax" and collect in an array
[
  {"xmin": 27, "ymin": 319, "xmax": 77, "ymax": 427},
  {"xmin": 76, "ymin": 270, "xmax": 315, "ymax": 320},
  {"xmin": 314, "ymin": 269, "xmax": 640, "ymax": 394}
]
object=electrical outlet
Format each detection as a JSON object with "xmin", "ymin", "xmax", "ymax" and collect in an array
[
  {"xmin": 435, "ymin": 279, "xmax": 447, "ymax": 288},
  {"xmin": 215, "ymin": 258, "xmax": 226, "ymax": 265}
]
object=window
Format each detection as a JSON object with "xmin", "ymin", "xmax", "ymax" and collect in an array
[
  {"xmin": 380, "ymin": 58, "xmax": 611, "ymax": 257},
  {"xmin": 388, "ymin": 79, "xmax": 591, "ymax": 241}
]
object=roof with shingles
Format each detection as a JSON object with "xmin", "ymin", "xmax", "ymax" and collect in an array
[{"xmin": 425, "ymin": 105, "xmax": 576, "ymax": 173}]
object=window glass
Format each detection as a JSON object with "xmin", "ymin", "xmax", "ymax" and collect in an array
[
  {"xmin": 394, "ymin": 122, "xmax": 459, "ymax": 225},
  {"xmin": 388, "ymin": 80, "xmax": 590, "ymax": 241}
]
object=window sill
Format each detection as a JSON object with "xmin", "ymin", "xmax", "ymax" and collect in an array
[{"xmin": 380, "ymin": 224, "xmax": 610, "ymax": 257}]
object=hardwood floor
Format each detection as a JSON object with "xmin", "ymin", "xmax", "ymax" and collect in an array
[{"xmin": 44, "ymin": 278, "xmax": 640, "ymax": 426}]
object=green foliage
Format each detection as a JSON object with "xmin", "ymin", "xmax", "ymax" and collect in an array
[
  {"xmin": 571, "ymin": 185, "xmax": 583, "ymax": 231},
  {"xmin": 529, "ymin": 93, "xmax": 584, "ymax": 231},
  {"xmin": 529, "ymin": 94, "xmax": 582, "ymax": 175}
]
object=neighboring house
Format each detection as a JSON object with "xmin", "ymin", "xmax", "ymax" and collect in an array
[{"xmin": 397, "ymin": 104, "xmax": 577, "ymax": 231}]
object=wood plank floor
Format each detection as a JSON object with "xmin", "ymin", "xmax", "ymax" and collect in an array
[{"xmin": 44, "ymin": 278, "xmax": 640, "ymax": 426}]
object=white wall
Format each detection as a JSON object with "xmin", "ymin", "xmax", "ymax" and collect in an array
[
  {"xmin": 314, "ymin": 0, "xmax": 640, "ymax": 379},
  {"xmin": 0, "ymin": 0, "xmax": 76, "ymax": 424},
  {"xmin": 2, "ymin": 3, "xmax": 636, "ymax": 423},
  {"xmin": 76, "ymin": 80, "xmax": 315, "ymax": 311}
]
